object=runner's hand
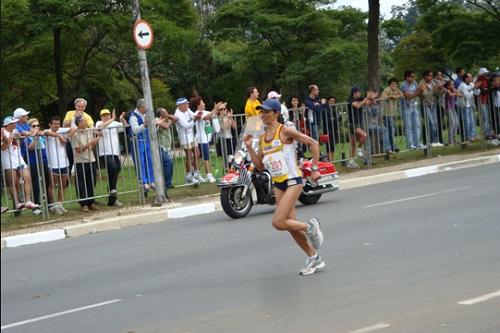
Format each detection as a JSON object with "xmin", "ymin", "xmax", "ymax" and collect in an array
[
  {"xmin": 311, "ymin": 170, "xmax": 321, "ymax": 183},
  {"xmin": 243, "ymin": 134, "xmax": 253, "ymax": 147}
]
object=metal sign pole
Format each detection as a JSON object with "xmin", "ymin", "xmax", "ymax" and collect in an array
[{"xmin": 132, "ymin": 0, "xmax": 166, "ymax": 205}]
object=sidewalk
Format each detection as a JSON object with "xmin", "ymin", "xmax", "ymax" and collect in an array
[{"xmin": 2, "ymin": 149, "xmax": 499, "ymax": 249}]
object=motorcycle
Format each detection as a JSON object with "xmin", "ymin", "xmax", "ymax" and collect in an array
[{"xmin": 218, "ymin": 119, "xmax": 339, "ymax": 219}]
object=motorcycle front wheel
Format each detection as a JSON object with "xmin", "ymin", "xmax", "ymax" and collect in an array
[
  {"xmin": 298, "ymin": 193, "xmax": 322, "ymax": 205},
  {"xmin": 220, "ymin": 187, "xmax": 253, "ymax": 219}
]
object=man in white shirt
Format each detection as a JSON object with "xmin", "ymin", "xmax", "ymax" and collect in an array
[
  {"xmin": 458, "ymin": 73, "xmax": 481, "ymax": 142},
  {"xmin": 44, "ymin": 116, "xmax": 75, "ymax": 214},
  {"xmin": 267, "ymin": 91, "xmax": 289, "ymax": 123},
  {"xmin": 96, "ymin": 109, "xmax": 127, "ymax": 206},
  {"xmin": 128, "ymin": 99, "xmax": 155, "ymax": 191},
  {"xmin": 192, "ymin": 97, "xmax": 223, "ymax": 183},
  {"xmin": 174, "ymin": 97, "xmax": 199, "ymax": 184}
]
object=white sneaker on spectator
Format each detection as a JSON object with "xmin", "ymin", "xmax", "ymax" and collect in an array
[
  {"xmin": 346, "ymin": 160, "xmax": 359, "ymax": 169},
  {"xmin": 185, "ymin": 173, "xmax": 193, "ymax": 184},
  {"xmin": 488, "ymin": 139, "xmax": 500, "ymax": 146},
  {"xmin": 58, "ymin": 203, "xmax": 68, "ymax": 213},
  {"xmin": 112, "ymin": 200, "xmax": 123, "ymax": 207},
  {"xmin": 206, "ymin": 173, "xmax": 216, "ymax": 183},
  {"xmin": 356, "ymin": 148, "xmax": 364, "ymax": 158},
  {"xmin": 50, "ymin": 204, "xmax": 64, "ymax": 215},
  {"xmin": 431, "ymin": 142, "xmax": 444, "ymax": 147},
  {"xmin": 1, "ymin": 206, "xmax": 8, "ymax": 213},
  {"xmin": 32, "ymin": 208, "xmax": 42, "ymax": 215},
  {"xmin": 194, "ymin": 171, "xmax": 206, "ymax": 183},
  {"xmin": 417, "ymin": 144, "xmax": 426, "ymax": 149},
  {"xmin": 143, "ymin": 183, "xmax": 151, "ymax": 191},
  {"xmin": 409, "ymin": 145, "xmax": 417, "ymax": 151}
]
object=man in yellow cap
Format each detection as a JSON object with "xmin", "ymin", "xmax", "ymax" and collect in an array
[{"xmin": 96, "ymin": 108, "xmax": 128, "ymax": 206}]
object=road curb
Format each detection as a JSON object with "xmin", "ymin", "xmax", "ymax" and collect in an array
[
  {"xmin": 340, "ymin": 154, "xmax": 500, "ymax": 190},
  {"xmin": 3, "ymin": 229, "xmax": 66, "ymax": 248},
  {"xmin": 2, "ymin": 154, "xmax": 498, "ymax": 250}
]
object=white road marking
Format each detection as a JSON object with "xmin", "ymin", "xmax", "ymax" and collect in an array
[
  {"xmin": 457, "ymin": 290, "xmax": 500, "ymax": 305},
  {"xmin": 1, "ymin": 299, "xmax": 121, "ymax": 330},
  {"xmin": 364, "ymin": 186, "xmax": 470, "ymax": 208},
  {"xmin": 350, "ymin": 322, "xmax": 391, "ymax": 333}
]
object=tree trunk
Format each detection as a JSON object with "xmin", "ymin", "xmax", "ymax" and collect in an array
[
  {"xmin": 367, "ymin": 0, "xmax": 380, "ymax": 92},
  {"xmin": 54, "ymin": 27, "xmax": 65, "ymax": 118}
]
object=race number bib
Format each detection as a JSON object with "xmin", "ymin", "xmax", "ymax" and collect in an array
[{"xmin": 263, "ymin": 151, "xmax": 289, "ymax": 178}]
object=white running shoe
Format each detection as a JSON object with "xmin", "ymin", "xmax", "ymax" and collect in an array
[
  {"xmin": 206, "ymin": 173, "xmax": 216, "ymax": 183},
  {"xmin": 58, "ymin": 204, "xmax": 68, "ymax": 213},
  {"xmin": 194, "ymin": 171, "xmax": 206, "ymax": 183},
  {"xmin": 307, "ymin": 218, "xmax": 324, "ymax": 249},
  {"xmin": 356, "ymin": 148, "xmax": 364, "ymax": 158},
  {"xmin": 417, "ymin": 144, "xmax": 426, "ymax": 149},
  {"xmin": 488, "ymin": 139, "xmax": 500, "ymax": 146},
  {"xmin": 185, "ymin": 173, "xmax": 193, "ymax": 184},
  {"xmin": 346, "ymin": 160, "xmax": 359, "ymax": 169},
  {"xmin": 300, "ymin": 256, "xmax": 326, "ymax": 276},
  {"xmin": 50, "ymin": 204, "xmax": 64, "ymax": 215}
]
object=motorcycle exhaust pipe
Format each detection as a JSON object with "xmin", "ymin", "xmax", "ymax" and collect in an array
[{"xmin": 302, "ymin": 185, "xmax": 339, "ymax": 196}]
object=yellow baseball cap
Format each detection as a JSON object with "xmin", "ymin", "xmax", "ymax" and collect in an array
[{"xmin": 100, "ymin": 109, "xmax": 111, "ymax": 116}]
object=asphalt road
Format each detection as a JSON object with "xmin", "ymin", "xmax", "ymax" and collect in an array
[{"xmin": 1, "ymin": 164, "xmax": 499, "ymax": 333}]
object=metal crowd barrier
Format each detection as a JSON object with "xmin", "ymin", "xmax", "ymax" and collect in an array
[
  {"xmin": 2, "ymin": 95, "xmax": 499, "ymax": 222},
  {"xmin": 285, "ymin": 93, "xmax": 499, "ymax": 167}
]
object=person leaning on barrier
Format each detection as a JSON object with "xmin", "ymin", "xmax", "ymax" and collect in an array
[
  {"xmin": 44, "ymin": 116, "xmax": 76, "ymax": 215},
  {"xmin": 192, "ymin": 96, "xmax": 223, "ymax": 183},
  {"xmin": 128, "ymin": 98, "xmax": 156, "ymax": 192},
  {"xmin": 155, "ymin": 107, "xmax": 177, "ymax": 195},
  {"xmin": 216, "ymin": 102, "xmax": 237, "ymax": 163},
  {"xmin": 444, "ymin": 80, "xmax": 463, "ymax": 145},
  {"xmin": 13, "ymin": 108, "xmax": 43, "ymax": 215},
  {"xmin": 26, "ymin": 118, "xmax": 51, "ymax": 215},
  {"xmin": 418, "ymin": 70, "xmax": 444, "ymax": 147},
  {"xmin": 70, "ymin": 115, "xmax": 101, "ymax": 212},
  {"xmin": 381, "ymin": 78, "xmax": 403, "ymax": 153},
  {"xmin": 321, "ymin": 96, "xmax": 340, "ymax": 161},
  {"xmin": 96, "ymin": 109, "xmax": 127, "ymax": 207},
  {"xmin": 346, "ymin": 86, "xmax": 374, "ymax": 168},
  {"xmin": 476, "ymin": 68, "xmax": 497, "ymax": 142},
  {"xmin": 401, "ymin": 70, "xmax": 425, "ymax": 150},
  {"xmin": 63, "ymin": 98, "xmax": 94, "ymax": 176},
  {"xmin": 304, "ymin": 84, "xmax": 322, "ymax": 140},
  {"xmin": 458, "ymin": 73, "xmax": 481, "ymax": 143},
  {"xmin": 434, "ymin": 70, "xmax": 447, "ymax": 144},
  {"xmin": 174, "ymin": 97, "xmax": 200, "ymax": 184},
  {"xmin": 1, "ymin": 116, "xmax": 40, "ymax": 212},
  {"xmin": 491, "ymin": 75, "xmax": 500, "ymax": 141}
]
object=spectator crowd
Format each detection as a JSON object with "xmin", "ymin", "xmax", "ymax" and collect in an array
[{"xmin": 2, "ymin": 66, "xmax": 499, "ymax": 215}]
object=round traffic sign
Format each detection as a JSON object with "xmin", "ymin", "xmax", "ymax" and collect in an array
[{"xmin": 133, "ymin": 19, "xmax": 154, "ymax": 49}]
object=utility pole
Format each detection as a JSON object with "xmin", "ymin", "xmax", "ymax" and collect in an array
[{"xmin": 131, "ymin": 0, "xmax": 166, "ymax": 205}]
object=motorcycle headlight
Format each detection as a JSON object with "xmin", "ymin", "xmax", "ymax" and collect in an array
[{"xmin": 234, "ymin": 150, "xmax": 246, "ymax": 164}]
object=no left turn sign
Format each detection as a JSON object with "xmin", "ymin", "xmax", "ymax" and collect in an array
[{"xmin": 133, "ymin": 19, "xmax": 154, "ymax": 49}]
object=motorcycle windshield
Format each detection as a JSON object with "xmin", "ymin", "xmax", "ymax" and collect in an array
[{"xmin": 238, "ymin": 116, "xmax": 265, "ymax": 152}]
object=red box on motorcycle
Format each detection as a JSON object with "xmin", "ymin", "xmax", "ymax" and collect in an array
[{"xmin": 301, "ymin": 160, "xmax": 337, "ymax": 176}]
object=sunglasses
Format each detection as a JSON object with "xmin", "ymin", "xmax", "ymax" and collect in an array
[{"xmin": 32, "ymin": 124, "xmax": 40, "ymax": 127}]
